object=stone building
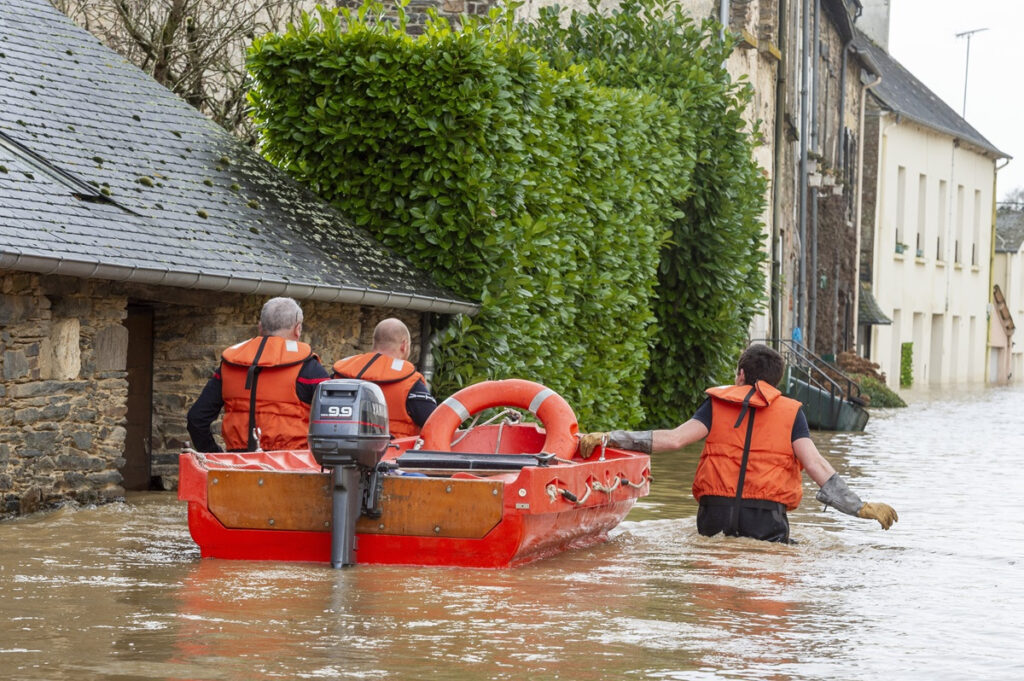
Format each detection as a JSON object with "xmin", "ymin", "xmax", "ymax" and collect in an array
[
  {"xmin": 0, "ymin": 0, "xmax": 476, "ymax": 517},
  {"xmin": 773, "ymin": 0, "xmax": 876, "ymax": 357}
]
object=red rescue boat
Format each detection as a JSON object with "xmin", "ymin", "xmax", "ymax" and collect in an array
[{"xmin": 178, "ymin": 379, "xmax": 651, "ymax": 568}]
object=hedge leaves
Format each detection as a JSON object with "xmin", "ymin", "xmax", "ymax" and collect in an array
[{"xmin": 248, "ymin": 0, "xmax": 766, "ymax": 429}]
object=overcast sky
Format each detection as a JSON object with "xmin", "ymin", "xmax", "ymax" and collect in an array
[{"xmin": 887, "ymin": 0, "xmax": 1022, "ymax": 200}]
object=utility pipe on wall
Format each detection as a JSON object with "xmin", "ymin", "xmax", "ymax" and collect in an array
[
  {"xmin": 807, "ymin": 0, "xmax": 821, "ymax": 353},
  {"xmin": 986, "ymin": 156, "xmax": 1012, "ymax": 382},
  {"xmin": 853, "ymin": 68, "xmax": 882, "ymax": 356},
  {"xmin": 770, "ymin": 0, "xmax": 789, "ymax": 346},
  {"xmin": 798, "ymin": 0, "xmax": 811, "ymax": 339}
]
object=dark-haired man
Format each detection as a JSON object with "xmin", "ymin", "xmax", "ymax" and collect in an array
[{"xmin": 579, "ymin": 344, "xmax": 897, "ymax": 543}]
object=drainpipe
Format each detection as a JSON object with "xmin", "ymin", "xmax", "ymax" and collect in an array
[
  {"xmin": 853, "ymin": 68, "xmax": 883, "ymax": 355},
  {"xmin": 837, "ymin": 42, "xmax": 849, "ymax": 171},
  {"xmin": 944, "ymin": 137, "xmax": 957, "ymax": 379},
  {"xmin": 833, "ymin": 39, "xmax": 850, "ymax": 355},
  {"xmin": 807, "ymin": 0, "xmax": 821, "ymax": 353},
  {"xmin": 419, "ymin": 312, "xmax": 438, "ymax": 386},
  {"xmin": 987, "ymin": 157, "xmax": 1012, "ymax": 382},
  {"xmin": 832, "ymin": 245, "xmax": 840, "ymax": 355},
  {"xmin": 770, "ymin": 0, "xmax": 788, "ymax": 346},
  {"xmin": 798, "ymin": 0, "xmax": 811, "ymax": 340},
  {"xmin": 720, "ymin": 0, "xmax": 730, "ymax": 41}
]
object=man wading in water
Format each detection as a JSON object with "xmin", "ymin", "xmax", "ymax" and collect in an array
[{"xmin": 579, "ymin": 344, "xmax": 898, "ymax": 543}]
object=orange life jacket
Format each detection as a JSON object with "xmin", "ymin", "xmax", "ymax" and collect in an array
[
  {"xmin": 220, "ymin": 336, "xmax": 316, "ymax": 451},
  {"xmin": 333, "ymin": 352, "xmax": 426, "ymax": 439},
  {"xmin": 691, "ymin": 381, "xmax": 805, "ymax": 510}
]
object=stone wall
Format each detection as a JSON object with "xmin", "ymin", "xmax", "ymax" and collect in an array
[
  {"xmin": 336, "ymin": 0, "xmax": 494, "ymax": 34},
  {"xmin": 1, "ymin": 272, "xmax": 129, "ymax": 516},
  {"xmin": 859, "ymin": 106, "xmax": 881, "ymax": 284},
  {"xmin": 0, "ymin": 269, "xmax": 427, "ymax": 517}
]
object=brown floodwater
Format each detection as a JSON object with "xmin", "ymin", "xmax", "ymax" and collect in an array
[{"xmin": 2, "ymin": 383, "xmax": 1023, "ymax": 680}]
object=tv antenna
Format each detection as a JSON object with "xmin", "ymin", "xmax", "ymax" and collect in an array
[{"xmin": 955, "ymin": 28, "xmax": 988, "ymax": 117}]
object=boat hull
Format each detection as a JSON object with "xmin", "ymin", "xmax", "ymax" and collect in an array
[{"xmin": 179, "ymin": 424, "xmax": 650, "ymax": 568}]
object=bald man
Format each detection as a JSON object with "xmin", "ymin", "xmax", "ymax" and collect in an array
[{"xmin": 332, "ymin": 318, "xmax": 437, "ymax": 438}]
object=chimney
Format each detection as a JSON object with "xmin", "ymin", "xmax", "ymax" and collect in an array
[{"xmin": 855, "ymin": 0, "xmax": 891, "ymax": 50}]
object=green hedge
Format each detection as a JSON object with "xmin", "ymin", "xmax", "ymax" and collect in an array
[
  {"xmin": 522, "ymin": 0, "xmax": 768, "ymax": 426},
  {"xmin": 852, "ymin": 374, "xmax": 907, "ymax": 408},
  {"xmin": 248, "ymin": 4, "xmax": 677, "ymax": 428},
  {"xmin": 900, "ymin": 342, "xmax": 913, "ymax": 387},
  {"xmin": 248, "ymin": 1, "xmax": 766, "ymax": 429}
]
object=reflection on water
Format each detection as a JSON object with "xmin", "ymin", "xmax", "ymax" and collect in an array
[{"xmin": 2, "ymin": 385, "xmax": 1024, "ymax": 680}]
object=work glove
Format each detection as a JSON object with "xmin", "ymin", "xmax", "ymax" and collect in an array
[
  {"xmin": 577, "ymin": 430, "xmax": 653, "ymax": 458},
  {"xmin": 816, "ymin": 473, "xmax": 898, "ymax": 530},
  {"xmin": 577, "ymin": 433, "xmax": 607, "ymax": 459},
  {"xmin": 857, "ymin": 502, "xmax": 899, "ymax": 530}
]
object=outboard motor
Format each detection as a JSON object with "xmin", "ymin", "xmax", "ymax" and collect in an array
[{"xmin": 308, "ymin": 379, "xmax": 391, "ymax": 568}]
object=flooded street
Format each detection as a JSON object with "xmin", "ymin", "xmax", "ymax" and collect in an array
[{"xmin": 2, "ymin": 384, "xmax": 1023, "ymax": 680}]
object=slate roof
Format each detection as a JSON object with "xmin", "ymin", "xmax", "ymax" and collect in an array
[
  {"xmin": 0, "ymin": 0, "xmax": 477, "ymax": 314},
  {"xmin": 996, "ymin": 210, "xmax": 1024, "ymax": 254},
  {"xmin": 852, "ymin": 33, "xmax": 1008, "ymax": 160}
]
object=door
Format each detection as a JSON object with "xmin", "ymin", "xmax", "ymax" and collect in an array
[{"xmin": 121, "ymin": 305, "xmax": 154, "ymax": 490}]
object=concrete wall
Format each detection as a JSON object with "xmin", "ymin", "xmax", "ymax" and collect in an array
[
  {"xmin": 0, "ymin": 270, "xmax": 426, "ymax": 517},
  {"xmin": 868, "ymin": 118, "xmax": 997, "ymax": 386}
]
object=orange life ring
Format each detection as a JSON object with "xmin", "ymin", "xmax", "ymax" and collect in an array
[{"xmin": 419, "ymin": 379, "xmax": 579, "ymax": 459}]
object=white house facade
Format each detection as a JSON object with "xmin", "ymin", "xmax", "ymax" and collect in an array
[
  {"xmin": 872, "ymin": 120, "xmax": 999, "ymax": 385},
  {"xmin": 855, "ymin": 36, "xmax": 1007, "ymax": 388}
]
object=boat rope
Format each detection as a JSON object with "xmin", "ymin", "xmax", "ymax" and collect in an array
[
  {"xmin": 619, "ymin": 473, "xmax": 651, "ymax": 489},
  {"xmin": 189, "ymin": 449, "xmax": 276, "ymax": 471},
  {"xmin": 591, "ymin": 476, "xmax": 621, "ymax": 495},
  {"xmin": 546, "ymin": 473, "xmax": 650, "ymax": 505},
  {"xmin": 448, "ymin": 409, "xmax": 523, "ymax": 449}
]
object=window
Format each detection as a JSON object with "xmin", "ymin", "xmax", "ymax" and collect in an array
[
  {"xmin": 954, "ymin": 184, "xmax": 965, "ymax": 264},
  {"xmin": 972, "ymin": 189, "xmax": 982, "ymax": 266},
  {"xmin": 896, "ymin": 166, "xmax": 907, "ymax": 252},
  {"xmin": 937, "ymin": 180, "xmax": 948, "ymax": 261},
  {"xmin": 917, "ymin": 174, "xmax": 927, "ymax": 257}
]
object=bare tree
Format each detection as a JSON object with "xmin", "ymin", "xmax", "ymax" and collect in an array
[
  {"xmin": 51, "ymin": 0, "xmax": 314, "ymax": 144},
  {"xmin": 1001, "ymin": 186, "xmax": 1024, "ymax": 211}
]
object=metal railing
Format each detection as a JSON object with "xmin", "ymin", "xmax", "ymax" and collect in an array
[{"xmin": 755, "ymin": 339, "xmax": 867, "ymax": 429}]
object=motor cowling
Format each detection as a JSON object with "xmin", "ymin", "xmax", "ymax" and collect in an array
[
  {"xmin": 307, "ymin": 379, "xmax": 391, "ymax": 568},
  {"xmin": 309, "ymin": 379, "xmax": 390, "ymax": 469}
]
